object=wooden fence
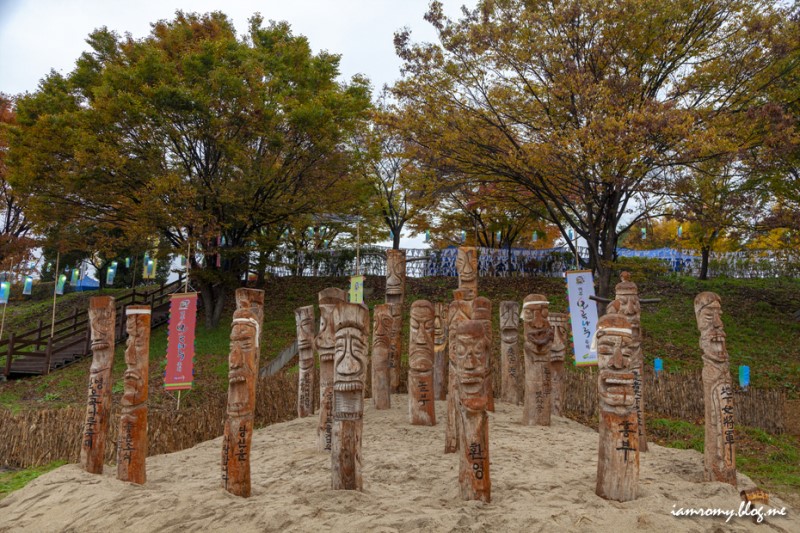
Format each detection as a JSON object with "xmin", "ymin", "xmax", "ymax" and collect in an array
[{"xmin": 2, "ymin": 275, "xmax": 187, "ymax": 378}]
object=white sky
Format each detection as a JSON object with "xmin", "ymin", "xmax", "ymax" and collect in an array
[{"xmin": 0, "ymin": 0, "xmax": 478, "ymax": 250}]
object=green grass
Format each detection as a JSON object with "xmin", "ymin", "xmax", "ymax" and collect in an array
[
  {"xmin": 0, "ymin": 461, "xmax": 67, "ymax": 500},
  {"xmin": 648, "ymin": 418, "xmax": 704, "ymax": 451}
]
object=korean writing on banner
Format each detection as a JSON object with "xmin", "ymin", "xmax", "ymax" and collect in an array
[
  {"xmin": 164, "ymin": 292, "xmax": 197, "ymax": 390},
  {"xmin": 565, "ymin": 270, "xmax": 599, "ymax": 366},
  {"xmin": 349, "ymin": 275, "xmax": 364, "ymax": 304}
]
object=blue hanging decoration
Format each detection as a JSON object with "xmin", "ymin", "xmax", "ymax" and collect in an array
[
  {"xmin": 425, "ymin": 230, "xmax": 430, "ymax": 243},
  {"xmin": 125, "ymin": 257, "xmax": 131, "ymax": 268},
  {"xmin": 460, "ymin": 230, "xmax": 466, "ymax": 243},
  {"xmin": 739, "ymin": 365, "xmax": 750, "ymax": 390},
  {"xmin": 654, "ymin": 358, "xmax": 663, "ymax": 377},
  {"xmin": 641, "ymin": 227, "xmax": 647, "ymax": 240},
  {"xmin": 677, "ymin": 225, "xmax": 683, "ymax": 238},
  {"xmin": 389, "ymin": 229, "xmax": 394, "ymax": 241},
  {"xmin": 567, "ymin": 228, "xmax": 573, "ymax": 240},
  {"xmin": 56, "ymin": 274, "xmax": 67, "ymax": 295},
  {"xmin": 0, "ymin": 281, "xmax": 9, "ymax": 304},
  {"xmin": 496, "ymin": 230, "xmax": 502, "ymax": 241},
  {"xmin": 532, "ymin": 231, "xmax": 538, "ymax": 242}
]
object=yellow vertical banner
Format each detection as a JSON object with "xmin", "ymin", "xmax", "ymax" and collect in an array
[{"xmin": 349, "ymin": 275, "xmax": 364, "ymax": 304}]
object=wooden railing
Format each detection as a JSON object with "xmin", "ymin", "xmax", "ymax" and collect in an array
[{"xmin": 2, "ymin": 275, "xmax": 193, "ymax": 377}]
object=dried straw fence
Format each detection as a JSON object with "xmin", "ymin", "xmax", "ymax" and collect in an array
[
  {"xmin": 0, "ymin": 372, "xmax": 298, "ymax": 469},
  {"xmin": 562, "ymin": 369, "xmax": 786, "ymax": 434},
  {"xmin": 1, "ymin": 367, "xmax": 786, "ymax": 468}
]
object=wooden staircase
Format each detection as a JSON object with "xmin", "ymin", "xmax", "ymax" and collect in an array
[{"xmin": 1, "ymin": 275, "xmax": 193, "ymax": 378}]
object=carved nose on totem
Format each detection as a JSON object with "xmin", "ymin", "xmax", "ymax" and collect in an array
[
  {"xmin": 337, "ymin": 338, "xmax": 362, "ymax": 376},
  {"xmin": 610, "ymin": 341, "xmax": 624, "ymax": 369}
]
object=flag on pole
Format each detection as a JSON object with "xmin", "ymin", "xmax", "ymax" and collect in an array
[
  {"xmin": 164, "ymin": 293, "xmax": 198, "ymax": 391},
  {"xmin": 23, "ymin": 276, "xmax": 33, "ymax": 295},
  {"xmin": 0, "ymin": 282, "xmax": 9, "ymax": 304},
  {"xmin": 70, "ymin": 268, "xmax": 79, "ymax": 286},
  {"xmin": 56, "ymin": 274, "xmax": 67, "ymax": 295}
]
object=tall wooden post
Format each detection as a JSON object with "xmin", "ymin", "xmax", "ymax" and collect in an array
[
  {"xmin": 221, "ymin": 288, "xmax": 265, "ymax": 498},
  {"xmin": 80, "ymin": 296, "xmax": 115, "ymax": 474},
  {"xmin": 549, "ymin": 312, "xmax": 569, "ymax": 416},
  {"xmin": 445, "ymin": 290, "xmax": 472, "ymax": 454},
  {"xmin": 695, "ymin": 292, "xmax": 736, "ymax": 486},
  {"xmin": 317, "ymin": 287, "xmax": 347, "ymax": 452},
  {"xmin": 521, "ymin": 294, "xmax": 553, "ymax": 426},
  {"xmin": 500, "ymin": 301, "xmax": 521, "ymax": 405},
  {"xmin": 609, "ymin": 272, "xmax": 648, "ymax": 451},
  {"xmin": 117, "ymin": 305, "xmax": 150, "ymax": 484},
  {"xmin": 295, "ymin": 305, "xmax": 315, "ymax": 418},
  {"xmin": 472, "ymin": 296, "xmax": 494, "ymax": 412},
  {"xmin": 595, "ymin": 313, "xmax": 639, "ymax": 502},
  {"xmin": 331, "ymin": 302, "xmax": 369, "ymax": 490},
  {"xmin": 433, "ymin": 302, "xmax": 448, "ymax": 401},
  {"xmin": 455, "ymin": 320, "xmax": 491, "ymax": 503},
  {"xmin": 385, "ymin": 249, "xmax": 406, "ymax": 393},
  {"xmin": 408, "ymin": 300, "xmax": 436, "ymax": 425},
  {"xmin": 456, "ymin": 247, "xmax": 478, "ymax": 302},
  {"xmin": 371, "ymin": 304, "xmax": 392, "ymax": 410}
]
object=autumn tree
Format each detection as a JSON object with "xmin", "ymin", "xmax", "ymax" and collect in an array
[
  {"xmin": 9, "ymin": 12, "xmax": 371, "ymax": 326},
  {"xmin": 0, "ymin": 94, "xmax": 34, "ymax": 270},
  {"xmin": 392, "ymin": 0, "xmax": 797, "ymax": 296}
]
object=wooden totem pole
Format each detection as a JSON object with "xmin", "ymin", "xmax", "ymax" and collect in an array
[
  {"xmin": 317, "ymin": 287, "xmax": 347, "ymax": 452},
  {"xmin": 521, "ymin": 294, "xmax": 553, "ymax": 426},
  {"xmin": 117, "ymin": 305, "xmax": 150, "ymax": 484},
  {"xmin": 695, "ymin": 292, "xmax": 736, "ymax": 486},
  {"xmin": 235, "ymin": 289, "xmax": 265, "ymax": 360},
  {"xmin": 456, "ymin": 246, "xmax": 478, "ymax": 302},
  {"xmin": 500, "ymin": 301, "xmax": 521, "ymax": 405},
  {"xmin": 331, "ymin": 302, "xmax": 370, "ymax": 491},
  {"xmin": 80, "ymin": 296, "xmax": 115, "ymax": 474},
  {"xmin": 386, "ymin": 249, "xmax": 406, "ymax": 393},
  {"xmin": 548, "ymin": 312, "xmax": 569, "ymax": 417},
  {"xmin": 595, "ymin": 313, "xmax": 639, "ymax": 502},
  {"xmin": 295, "ymin": 305, "xmax": 315, "ymax": 418},
  {"xmin": 371, "ymin": 303, "xmax": 392, "ymax": 410},
  {"xmin": 472, "ymin": 296, "xmax": 494, "ymax": 411},
  {"xmin": 609, "ymin": 272, "xmax": 648, "ymax": 451},
  {"xmin": 222, "ymin": 303, "xmax": 263, "ymax": 498},
  {"xmin": 455, "ymin": 320, "xmax": 491, "ymax": 503},
  {"xmin": 433, "ymin": 302, "xmax": 448, "ymax": 401},
  {"xmin": 445, "ymin": 292, "xmax": 473, "ymax": 454},
  {"xmin": 408, "ymin": 300, "xmax": 436, "ymax": 425}
]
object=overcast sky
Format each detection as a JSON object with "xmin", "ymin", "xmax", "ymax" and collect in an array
[{"xmin": 0, "ymin": 0, "xmax": 478, "ymax": 248}]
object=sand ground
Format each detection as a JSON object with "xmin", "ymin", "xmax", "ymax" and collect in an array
[{"xmin": 0, "ymin": 396, "xmax": 794, "ymax": 532}]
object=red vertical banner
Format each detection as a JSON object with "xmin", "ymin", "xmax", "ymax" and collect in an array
[{"xmin": 164, "ymin": 292, "xmax": 197, "ymax": 390}]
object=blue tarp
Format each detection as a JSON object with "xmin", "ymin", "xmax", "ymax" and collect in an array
[{"xmin": 74, "ymin": 277, "xmax": 100, "ymax": 292}]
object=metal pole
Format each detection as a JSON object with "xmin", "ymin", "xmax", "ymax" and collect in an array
[
  {"xmin": 185, "ymin": 238, "xmax": 190, "ymax": 293},
  {"xmin": 356, "ymin": 222, "xmax": 361, "ymax": 276}
]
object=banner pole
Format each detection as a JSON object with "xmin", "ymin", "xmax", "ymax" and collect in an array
[
  {"xmin": 177, "ymin": 390, "xmax": 181, "ymax": 410},
  {"xmin": 50, "ymin": 251, "xmax": 60, "ymax": 337}
]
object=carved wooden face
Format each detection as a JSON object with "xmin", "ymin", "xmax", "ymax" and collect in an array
[
  {"xmin": 500, "ymin": 302, "xmax": 519, "ymax": 345},
  {"xmin": 549, "ymin": 314, "xmax": 568, "ymax": 362},
  {"xmin": 456, "ymin": 247, "xmax": 477, "ymax": 283},
  {"xmin": 434, "ymin": 309, "xmax": 445, "ymax": 344},
  {"xmin": 615, "ymin": 292, "xmax": 641, "ymax": 330},
  {"xmin": 386, "ymin": 251, "xmax": 405, "ymax": 296},
  {"xmin": 448, "ymin": 300, "xmax": 472, "ymax": 363},
  {"xmin": 373, "ymin": 306, "xmax": 393, "ymax": 351},
  {"xmin": 316, "ymin": 304, "xmax": 337, "ymax": 363},
  {"xmin": 295, "ymin": 306, "xmax": 315, "ymax": 351},
  {"xmin": 696, "ymin": 300, "xmax": 727, "ymax": 363},
  {"xmin": 334, "ymin": 327, "xmax": 367, "ymax": 390},
  {"xmin": 90, "ymin": 307, "xmax": 114, "ymax": 373},
  {"xmin": 523, "ymin": 302, "xmax": 552, "ymax": 353},
  {"xmin": 410, "ymin": 303, "xmax": 435, "ymax": 372},
  {"xmin": 228, "ymin": 320, "xmax": 257, "ymax": 416},
  {"xmin": 597, "ymin": 328, "xmax": 635, "ymax": 413},
  {"xmin": 455, "ymin": 322, "xmax": 488, "ymax": 411},
  {"xmin": 122, "ymin": 315, "xmax": 147, "ymax": 406}
]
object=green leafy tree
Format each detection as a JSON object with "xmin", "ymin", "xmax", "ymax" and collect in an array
[{"xmin": 10, "ymin": 12, "xmax": 371, "ymax": 326}]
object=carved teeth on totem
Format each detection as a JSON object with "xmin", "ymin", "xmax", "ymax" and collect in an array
[{"xmin": 334, "ymin": 381, "xmax": 364, "ymax": 392}]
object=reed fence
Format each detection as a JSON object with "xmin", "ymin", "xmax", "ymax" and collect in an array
[
  {"xmin": 1, "ymin": 367, "xmax": 785, "ymax": 468},
  {"xmin": 562, "ymin": 369, "xmax": 786, "ymax": 434}
]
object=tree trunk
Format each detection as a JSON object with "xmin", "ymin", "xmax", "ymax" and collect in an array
[
  {"xmin": 392, "ymin": 227, "xmax": 401, "ymax": 249},
  {"xmin": 699, "ymin": 246, "xmax": 711, "ymax": 280},
  {"xmin": 200, "ymin": 282, "xmax": 227, "ymax": 328}
]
